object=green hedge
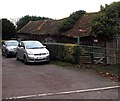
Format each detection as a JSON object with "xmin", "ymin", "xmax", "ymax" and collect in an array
[{"xmin": 44, "ymin": 43, "xmax": 79, "ymax": 64}]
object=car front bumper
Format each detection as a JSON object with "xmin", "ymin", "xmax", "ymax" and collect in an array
[
  {"xmin": 27, "ymin": 55, "xmax": 50, "ymax": 63},
  {"xmin": 7, "ymin": 50, "xmax": 17, "ymax": 56}
]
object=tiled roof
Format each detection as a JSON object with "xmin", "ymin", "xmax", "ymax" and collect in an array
[
  {"xmin": 18, "ymin": 13, "xmax": 94, "ymax": 38},
  {"xmin": 18, "ymin": 20, "xmax": 45, "ymax": 34},
  {"xmin": 62, "ymin": 13, "xmax": 93, "ymax": 38}
]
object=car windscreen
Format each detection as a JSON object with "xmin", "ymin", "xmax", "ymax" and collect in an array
[
  {"xmin": 6, "ymin": 41, "xmax": 18, "ymax": 46},
  {"xmin": 25, "ymin": 41, "xmax": 44, "ymax": 49}
]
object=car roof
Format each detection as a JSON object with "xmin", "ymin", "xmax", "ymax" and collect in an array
[
  {"xmin": 21, "ymin": 40, "xmax": 42, "ymax": 45},
  {"xmin": 22, "ymin": 40, "xmax": 40, "ymax": 43},
  {"xmin": 5, "ymin": 40, "xmax": 18, "ymax": 42}
]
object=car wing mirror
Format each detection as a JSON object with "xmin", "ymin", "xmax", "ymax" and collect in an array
[
  {"xmin": 21, "ymin": 46, "xmax": 25, "ymax": 49},
  {"xmin": 18, "ymin": 44, "xmax": 25, "ymax": 49},
  {"xmin": 18, "ymin": 44, "xmax": 21, "ymax": 47}
]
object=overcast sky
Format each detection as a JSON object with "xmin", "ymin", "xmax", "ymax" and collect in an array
[{"xmin": 1, "ymin": 0, "xmax": 119, "ymax": 21}]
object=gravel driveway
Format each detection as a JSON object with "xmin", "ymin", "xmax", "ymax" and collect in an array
[{"xmin": 2, "ymin": 55, "xmax": 119, "ymax": 99}]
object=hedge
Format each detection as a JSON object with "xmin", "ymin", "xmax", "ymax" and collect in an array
[{"xmin": 44, "ymin": 43, "xmax": 79, "ymax": 64}]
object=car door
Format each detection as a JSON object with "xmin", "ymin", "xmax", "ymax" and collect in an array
[
  {"xmin": 20, "ymin": 42, "xmax": 26, "ymax": 60},
  {"xmin": 17, "ymin": 42, "xmax": 25, "ymax": 59},
  {"xmin": 17, "ymin": 42, "xmax": 21, "ymax": 59}
]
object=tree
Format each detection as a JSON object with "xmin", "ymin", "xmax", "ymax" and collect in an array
[
  {"xmin": 16, "ymin": 15, "xmax": 50, "ymax": 31},
  {"xmin": 2, "ymin": 19, "xmax": 16, "ymax": 40},
  {"xmin": 92, "ymin": 1, "xmax": 120, "ymax": 40},
  {"xmin": 59, "ymin": 10, "xmax": 86, "ymax": 32}
]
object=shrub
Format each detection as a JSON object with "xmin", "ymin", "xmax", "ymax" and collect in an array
[
  {"xmin": 59, "ymin": 10, "xmax": 86, "ymax": 32},
  {"xmin": 44, "ymin": 43, "xmax": 79, "ymax": 64}
]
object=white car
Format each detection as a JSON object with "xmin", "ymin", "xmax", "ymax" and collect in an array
[
  {"xmin": 2, "ymin": 40, "xmax": 18, "ymax": 57},
  {"xmin": 16, "ymin": 40, "xmax": 50, "ymax": 64}
]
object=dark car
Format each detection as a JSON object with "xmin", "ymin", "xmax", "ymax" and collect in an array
[{"xmin": 2, "ymin": 40, "xmax": 18, "ymax": 57}]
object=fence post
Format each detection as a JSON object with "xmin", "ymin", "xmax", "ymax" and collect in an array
[
  {"xmin": 77, "ymin": 33, "xmax": 80, "ymax": 64},
  {"xmin": 77, "ymin": 29, "xmax": 85, "ymax": 64}
]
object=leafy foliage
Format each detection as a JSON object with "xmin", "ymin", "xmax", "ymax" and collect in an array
[
  {"xmin": 16, "ymin": 15, "xmax": 51, "ymax": 31},
  {"xmin": 92, "ymin": 1, "xmax": 120, "ymax": 40},
  {"xmin": 2, "ymin": 19, "xmax": 16, "ymax": 40},
  {"xmin": 44, "ymin": 43, "xmax": 79, "ymax": 64},
  {"xmin": 59, "ymin": 10, "xmax": 86, "ymax": 32}
]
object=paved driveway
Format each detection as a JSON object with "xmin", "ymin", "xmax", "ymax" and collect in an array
[{"xmin": 2, "ymin": 55, "xmax": 119, "ymax": 99}]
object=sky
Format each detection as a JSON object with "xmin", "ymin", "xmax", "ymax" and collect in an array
[{"xmin": 0, "ymin": 0, "xmax": 119, "ymax": 23}]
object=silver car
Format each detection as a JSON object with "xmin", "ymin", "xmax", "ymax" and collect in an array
[
  {"xmin": 16, "ymin": 40, "xmax": 50, "ymax": 64},
  {"xmin": 2, "ymin": 40, "xmax": 18, "ymax": 57}
]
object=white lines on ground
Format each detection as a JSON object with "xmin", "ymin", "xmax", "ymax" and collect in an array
[{"xmin": 5, "ymin": 85, "xmax": 120, "ymax": 99}]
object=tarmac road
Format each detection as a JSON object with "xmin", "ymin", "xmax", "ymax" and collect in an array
[{"xmin": 2, "ymin": 55, "xmax": 119, "ymax": 99}]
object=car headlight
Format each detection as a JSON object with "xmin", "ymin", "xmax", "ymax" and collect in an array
[
  {"xmin": 46, "ymin": 52, "xmax": 49, "ymax": 55},
  {"xmin": 27, "ymin": 51, "xmax": 33, "ymax": 55}
]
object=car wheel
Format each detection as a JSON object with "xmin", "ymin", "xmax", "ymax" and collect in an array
[
  {"xmin": 23, "ymin": 56, "xmax": 28, "ymax": 65},
  {"xmin": 5, "ymin": 51, "xmax": 9, "ymax": 58},
  {"xmin": 45, "ymin": 60, "xmax": 49, "ymax": 64},
  {"xmin": 16, "ymin": 53, "xmax": 19, "ymax": 61},
  {"xmin": 16, "ymin": 57, "xmax": 19, "ymax": 61}
]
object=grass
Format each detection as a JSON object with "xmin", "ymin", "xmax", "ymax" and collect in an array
[
  {"xmin": 92, "ymin": 64, "xmax": 120, "ymax": 76},
  {"xmin": 50, "ymin": 60, "xmax": 120, "ymax": 80}
]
